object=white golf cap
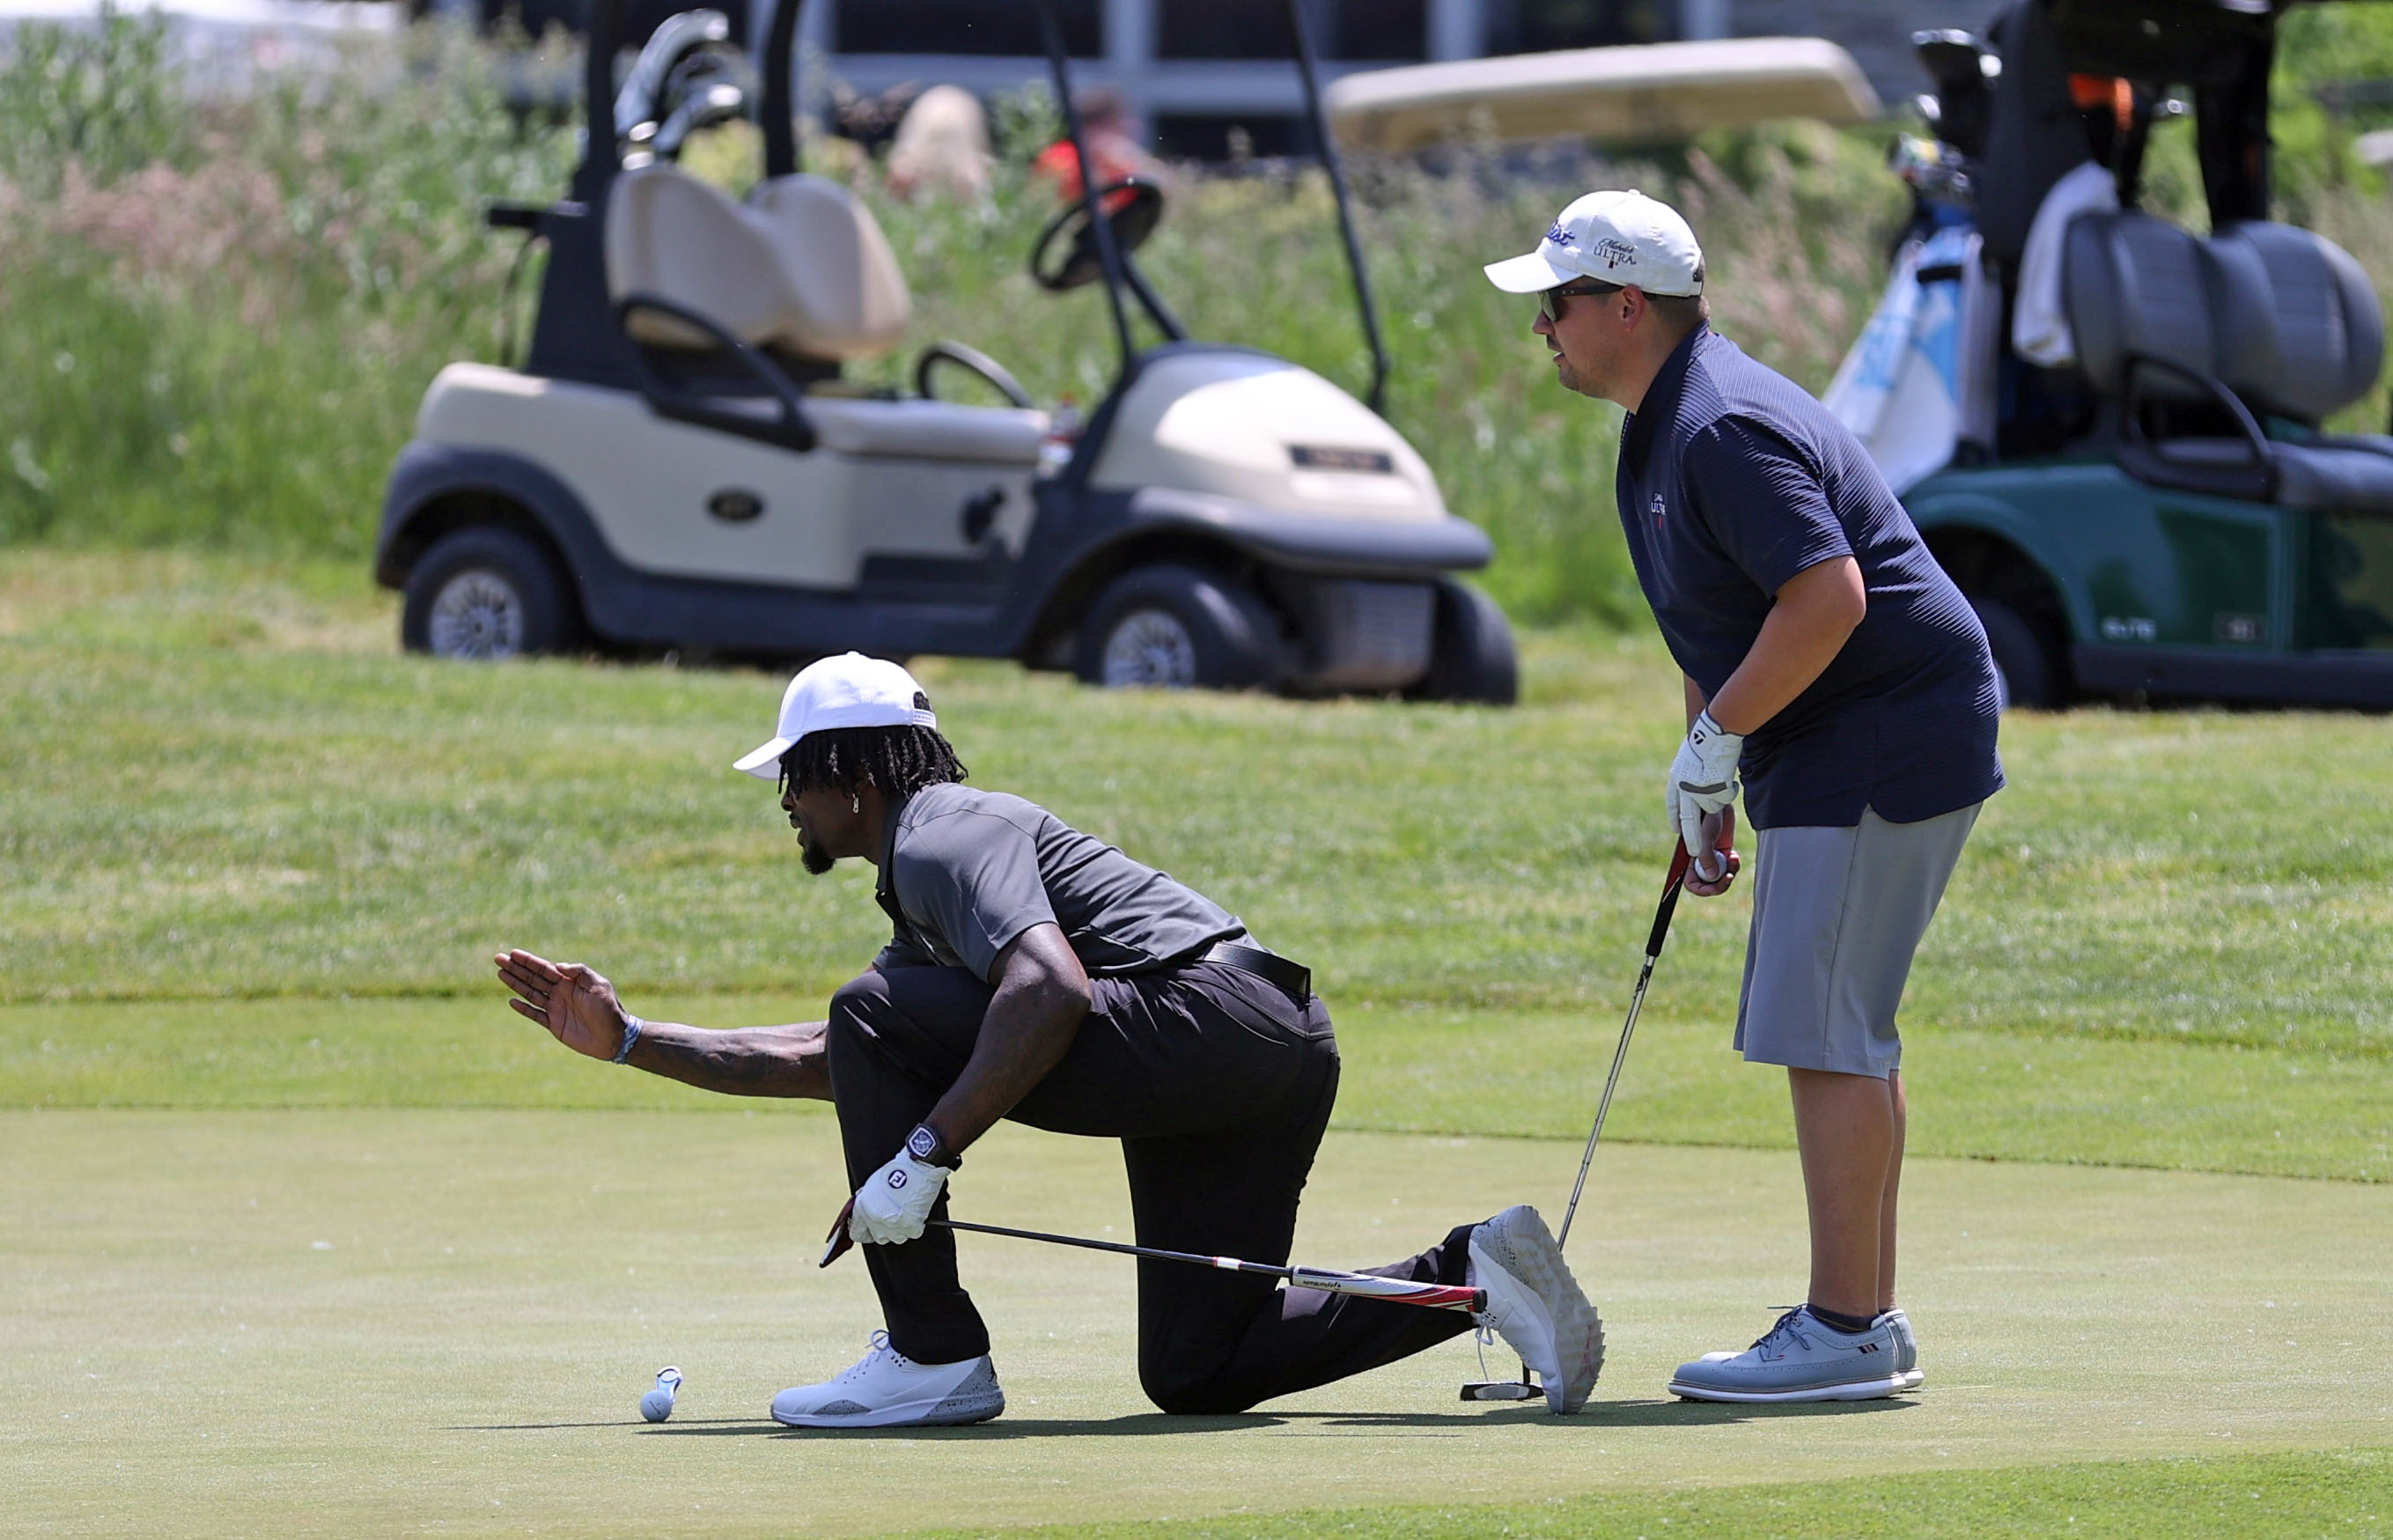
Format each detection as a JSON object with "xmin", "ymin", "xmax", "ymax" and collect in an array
[
  {"xmin": 733, "ymin": 652, "xmax": 939, "ymax": 780},
  {"xmin": 1484, "ymin": 188, "xmax": 1705, "ymax": 298}
]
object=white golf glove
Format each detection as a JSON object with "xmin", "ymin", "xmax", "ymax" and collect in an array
[
  {"xmin": 848, "ymin": 1148, "xmax": 949, "ymax": 1245},
  {"xmin": 1667, "ymin": 709, "xmax": 1743, "ymax": 879}
]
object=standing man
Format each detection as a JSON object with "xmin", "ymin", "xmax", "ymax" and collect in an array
[
  {"xmin": 1484, "ymin": 193, "xmax": 2002, "ymax": 1404},
  {"xmin": 495, "ymin": 653, "xmax": 1602, "ymax": 1427}
]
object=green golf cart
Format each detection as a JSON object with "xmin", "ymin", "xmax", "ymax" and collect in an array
[{"xmin": 1843, "ymin": 0, "xmax": 2392, "ymax": 709}]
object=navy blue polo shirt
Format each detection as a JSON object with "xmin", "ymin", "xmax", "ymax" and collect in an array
[{"xmin": 1616, "ymin": 326, "xmax": 2003, "ymax": 829}]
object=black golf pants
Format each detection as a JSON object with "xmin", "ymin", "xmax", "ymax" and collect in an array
[{"xmin": 823, "ymin": 958, "xmax": 1478, "ymax": 1414}]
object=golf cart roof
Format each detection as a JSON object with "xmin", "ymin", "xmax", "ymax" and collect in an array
[{"xmin": 1324, "ymin": 38, "xmax": 1881, "ymax": 155}]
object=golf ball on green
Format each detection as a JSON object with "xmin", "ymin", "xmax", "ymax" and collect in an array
[{"xmin": 641, "ymin": 1366, "xmax": 682, "ymax": 1422}]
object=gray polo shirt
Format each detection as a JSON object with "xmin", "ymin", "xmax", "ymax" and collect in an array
[{"xmin": 872, "ymin": 784, "xmax": 1245, "ymax": 983}]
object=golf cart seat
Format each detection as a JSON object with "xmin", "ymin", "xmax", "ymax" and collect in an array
[
  {"xmin": 2206, "ymin": 221, "xmax": 2385, "ymax": 425},
  {"xmin": 606, "ymin": 163, "xmax": 911, "ymax": 360},
  {"xmin": 2065, "ymin": 210, "xmax": 2393, "ymax": 514},
  {"xmin": 604, "ymin": 165, "xmax": 1046, "ymax": 463}
]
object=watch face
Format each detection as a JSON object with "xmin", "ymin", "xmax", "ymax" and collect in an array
[{"xmin": 907, "ymin": 1126, "xmax": 938, "ymax": 1161}]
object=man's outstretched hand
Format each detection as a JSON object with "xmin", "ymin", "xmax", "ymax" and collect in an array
[{"xmin": 495, "ymin": 948, "xmax": 630, "ymax": 1060}]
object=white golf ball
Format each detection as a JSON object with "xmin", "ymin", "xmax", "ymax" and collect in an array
[{"xmin": 640, "ymin": 1365, "xmax": 682, "ymax": 1423}]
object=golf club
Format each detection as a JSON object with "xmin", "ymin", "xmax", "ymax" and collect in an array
[
  {"xmin": 821, "ymin": 1205, "xmax": 1488, "ymax": 1313},
  {"xmin": 1461, "ymin": 829, "xmax": 1710, "ymax": 1402}
]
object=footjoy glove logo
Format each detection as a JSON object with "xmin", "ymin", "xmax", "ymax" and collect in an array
[{"xmin": 887, "ymin": 1170, "xmax": 909, "ymax": 1189}]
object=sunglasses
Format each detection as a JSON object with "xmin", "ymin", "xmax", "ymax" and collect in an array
[{"xmin": 1539, "ymin": 280, "xmax": 1622, "ymax": 328}]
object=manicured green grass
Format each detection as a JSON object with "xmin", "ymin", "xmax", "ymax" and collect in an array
[
  {"xmin": 924, "ymin": 1449, "xmax": 2393, "ymax": 1540},
  {"xmin": 10, "ymin": 1111, "xmax": 2389, "ymax": 1537}
]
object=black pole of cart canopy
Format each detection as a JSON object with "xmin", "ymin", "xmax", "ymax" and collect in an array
[
  {"xmin": 1285, "ymin": 0, "xmax": 1390, "ymax": 416},
  {"xmin": 761, "ymin": 0, "xmax": 802, "ymax": 179},
  {"xmin": 574, "ymin": 0, "xmax": 622, "ymax": 203},
  {"xmin": 1034, "ymin": 0, "xmax": 1141, "ymax": 377}
]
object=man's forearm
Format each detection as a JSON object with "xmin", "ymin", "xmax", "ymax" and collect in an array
[
  {"xmin": 626, "ymin": 1021, "xmax": 832, "ymax": 1099},
  {"xmin": 1706, "ymin": 556, "xmax": 1866, "ymax": 734},
  {"xmin": 924, "ymin": 978, "xmax": 1086, "ymax": 1153}
]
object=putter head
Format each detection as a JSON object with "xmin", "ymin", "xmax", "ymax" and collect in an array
[{"xmin": 1460, "ymin": 1380, "xmax": 1542, "ymax": 1402}]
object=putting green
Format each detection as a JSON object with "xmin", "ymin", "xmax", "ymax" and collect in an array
[{"xmin": 5, "ymin": 1111, "xmax": 2387, "ymax": 1537}]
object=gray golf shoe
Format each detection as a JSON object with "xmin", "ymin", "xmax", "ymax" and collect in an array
[
  {"xmin": 1668, "ymin": 1306, "xmax": 1908, "ymax": 1403},
  {"xmin": 1874, "ymin": 1307, "xmax": 1925, "ymax": 1390},
  {"xmin": 1468, "ymin": 1205, "xmax": 1604, "ymax": 1415}
]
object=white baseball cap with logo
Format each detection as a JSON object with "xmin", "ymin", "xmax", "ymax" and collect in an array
[
  {"xmin": 733, "ymin": 652, "xmax": 939, "ymax": 780},
  {"xmin": 1483, "ymin": 188, "xmax": 1705, "ymax": 298}
]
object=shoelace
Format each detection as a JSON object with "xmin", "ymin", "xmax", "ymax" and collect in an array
[
  {"xmin": 1751, "ymin": 1306, "xmax": 1814, "ymax": 1359},
  {"xmin": 834, "ymin": 1329, "xmax": 915, "ymax": 1383}
]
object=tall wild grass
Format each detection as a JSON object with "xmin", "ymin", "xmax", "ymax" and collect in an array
[{"xmin": 3, "ymin": 10, "xmax": 2386, "ymax": 623}]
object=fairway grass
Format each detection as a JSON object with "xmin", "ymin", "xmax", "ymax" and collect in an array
[
  {"xmin": 6, "ymin": 554, "xmax": 2391, "ymax": 1060},
  {"xmin": 5, "ymin": 994, "xmax": 2387, "ymax": 1183},
  {"xmin": 7, "ymin": 1112, "xmax": 2389, "ymax": 1538}
]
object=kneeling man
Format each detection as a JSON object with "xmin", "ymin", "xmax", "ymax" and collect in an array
[{"xmin": 497, "ymin": 653, "xmax": 1599, "ymax": 1427}]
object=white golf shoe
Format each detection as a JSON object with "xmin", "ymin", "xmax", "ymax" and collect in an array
[
  {"xmin": 769, "ymin": 1330, "xmax": 1005, "ymax": 1429},
  {"xmin": 1468, "ymin": 1205, "xmax": 1604, "ymax": 1415}
]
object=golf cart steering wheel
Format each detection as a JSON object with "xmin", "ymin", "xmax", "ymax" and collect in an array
[{"xmin": 1029, "ymin": 179, "xmax": 1166, "ymax": 293}]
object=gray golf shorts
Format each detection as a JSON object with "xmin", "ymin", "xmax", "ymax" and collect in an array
[{"xmin": 1733, "ymin": 802, "xmax": 1981, "ymax": 1079}]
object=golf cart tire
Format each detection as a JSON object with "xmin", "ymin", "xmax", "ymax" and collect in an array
[
  {"xmin": 1075, "ymin": 564, "xmax": 1281, "ymax": 692},
  {"xmin": 1970, "ymin": 594, "xmax": 2059, "ymax": 711},
  {"xmin": 401, "ymin": 526, "xmax": 578, "ymax": 661},
  {"xmin": 1408, "ymin": 578, "xmax": 1518, "ymax": 705}
]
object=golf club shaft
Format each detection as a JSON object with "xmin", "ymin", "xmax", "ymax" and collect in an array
[
  {"xmin": 931, "ymin": 1218, "xmax": 1487, "ymax": 1313},
  {"xmin": 1555, "ymin": 840, "xmax": 1695, "ymax": 1254}
]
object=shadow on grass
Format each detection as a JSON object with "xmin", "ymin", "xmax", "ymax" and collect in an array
[{"xmin": 454, "ymin": 1397, "xmax": 1916, "ymax": 1439}]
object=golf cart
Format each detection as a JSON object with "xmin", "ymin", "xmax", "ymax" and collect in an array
[
  {"xmin": 373, "ymin": 0, "xmax": 1517, "ymax": 702},
  {"xmin": 1828, "ymin": 0, "xmax": 2393, "ymax": 709}
]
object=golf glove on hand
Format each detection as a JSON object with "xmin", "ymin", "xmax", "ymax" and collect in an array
[
  {"xmin": 849, "ymin": 1149, "xmax": 948, "ymax": 1245},
  {"xmin": 1668, "ymin": 709, "xmax": 1743, "ymax": 879}
]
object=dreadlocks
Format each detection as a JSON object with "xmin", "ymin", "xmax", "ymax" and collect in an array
[{"xmin": 777, "ymin": 725, "xmax": 968, "ymax": 804}]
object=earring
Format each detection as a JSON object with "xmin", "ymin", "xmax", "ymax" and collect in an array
[{"xmin": 851, "ymin": 792, "xmax": 861, "ymax": 814}]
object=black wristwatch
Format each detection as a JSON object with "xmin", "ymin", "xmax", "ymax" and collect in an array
[{"xmin": 905, "ymin": 1122, "xmax": 961, "ymax": 1170}]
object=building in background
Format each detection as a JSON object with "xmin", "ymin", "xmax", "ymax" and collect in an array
[
  {"xmin": 419, "ymin": 0, "xmax": 1983, "ymax": 154},
  {"xmin": 796, "ymin": 0, "xmax": 1986, "ymax": 158}
]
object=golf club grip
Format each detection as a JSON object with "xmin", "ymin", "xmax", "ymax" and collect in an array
[
  {"xmin": 1289, "ymin": 1270, "xmax": 1486, "ymax": 1312},
  {"xmin": 1647, "ymin": 844, "xmax": 1693, "ymax": 959}
]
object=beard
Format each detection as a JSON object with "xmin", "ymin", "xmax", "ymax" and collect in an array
[{"xmin": 800, "ymin": 836, "xmax": 836, "ymax": 875}]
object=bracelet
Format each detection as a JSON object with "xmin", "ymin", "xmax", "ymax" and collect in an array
[{"xmin": 614, "ymin": 1014, "xmax": 644, "ymax": 1065}]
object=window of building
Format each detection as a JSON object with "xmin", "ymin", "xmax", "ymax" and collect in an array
[
  {"xmin": 1157, "ymin": 0, "xmax": 1425, "ymax": 61},
  {"xmin": 1482, "ymin": 0, "xmax": 1678, "ymax": 54},
  {"xmin": 832, "ymin": 0, "xmax": 1101, "ymax": 55}
]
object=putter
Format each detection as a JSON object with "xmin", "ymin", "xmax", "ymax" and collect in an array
[
  {"xmin": 1461, "ymin": 828, "xmax": 1713, "ymax": 1403},
  {"xmin": 822, "ymin": 1205, "xmax": 1486, "ymax": 1313}
]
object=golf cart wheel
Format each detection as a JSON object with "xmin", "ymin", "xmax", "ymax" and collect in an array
[
  {"xmin": 1969, "ymin": 594, "xmax": 2060, "ymax": 711},
  {"xmin": 1406, "ymin": 579, "xmax": 1519, "ymax": 705},
  {"xmin": 1075, "ymin": 564, "xmax": 1280, "ymax": 692},
  {"xmin": 401, "ymin": 527, "xmax": 578, "ymax": 661}
]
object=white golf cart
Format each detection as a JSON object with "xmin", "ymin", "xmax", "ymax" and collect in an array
[{"xmin": 374, "ymin": 0, "xmax": 1516, "ymax": 702}]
